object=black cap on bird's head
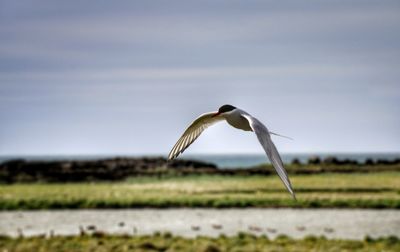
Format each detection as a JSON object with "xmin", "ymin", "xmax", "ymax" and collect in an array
[
  {"xmin": 212, "ymin": 104, "xmax": 236, "ymax": 117},
  {"xmin": 218, "ymin": 104, "xmax": 236, "ymax": 113}
]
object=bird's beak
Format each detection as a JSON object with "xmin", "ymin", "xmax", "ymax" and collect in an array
[{"xmin": 212, "ymin": 112, "xmax": 221, "ymax": 117}]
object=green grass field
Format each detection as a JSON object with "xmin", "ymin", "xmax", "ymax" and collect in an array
[
  {"xmin": 1, "ymin": 234, "xmax": 399, "ymax": 252},
  {"xmin": 1, "ymin": 172, "xmax": 399, "ymax": 209}
]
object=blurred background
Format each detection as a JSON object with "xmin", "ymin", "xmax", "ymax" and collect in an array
[
  {"xmin": 1, "ymin": 0, "xmax": 399, "ymax": 157},
  {"xmin": 1, "ymin": 1, "xmax": 400, "ymax": 251}
]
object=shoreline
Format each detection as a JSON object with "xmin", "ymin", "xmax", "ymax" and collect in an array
[{"xmin": 1, "ymin": 156, "xmax": 400, "ymax": 183}]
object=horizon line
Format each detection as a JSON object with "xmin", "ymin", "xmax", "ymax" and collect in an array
[{"xmin": 0, "ymin": 151, "xmax": 399, "ymax": 157}]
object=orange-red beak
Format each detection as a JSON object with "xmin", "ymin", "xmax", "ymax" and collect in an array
[{"xmin": 212, "ymin": 112, "xmax": 221, "ymax": 117}]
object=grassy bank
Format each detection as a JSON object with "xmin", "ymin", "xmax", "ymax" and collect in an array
[
  {"xmin": 1, "ymin": 234, "xmax": 399, "ymax": 252},
  {"xmin": 1, "ymin": 172, "xmax": 399, "ymax": 210}
]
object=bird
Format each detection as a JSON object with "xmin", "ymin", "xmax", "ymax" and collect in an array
[{"xmin": 168, "ymin": 104, "xmax": 296, "ymax": 199}]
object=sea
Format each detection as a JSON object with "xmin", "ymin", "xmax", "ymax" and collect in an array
[{"xmin": 0, "ymin": 153, "xmax": 399, "ymax": 168}]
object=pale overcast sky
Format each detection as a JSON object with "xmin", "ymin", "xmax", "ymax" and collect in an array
[{"xmin": 0, "ymin": 0, "xmax": 399, "ymax": 155}]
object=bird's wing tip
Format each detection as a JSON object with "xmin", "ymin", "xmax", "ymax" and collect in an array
[
  {"xmin": 167, "ymin": 151, "xmax": 176, "ymax": 160},
  {"xmin": 168, "ymin": 152, "xmax": 179, "ymax": 161}
]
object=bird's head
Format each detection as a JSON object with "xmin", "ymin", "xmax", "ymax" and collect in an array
[{"xmin": 212, "ymin": 104, "xmax": 236, "ymax": 117}]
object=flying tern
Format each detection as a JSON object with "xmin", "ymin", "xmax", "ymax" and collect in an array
[{"xmin": 168, "ymin": 104, "xmax": 296, "ymax": 199}]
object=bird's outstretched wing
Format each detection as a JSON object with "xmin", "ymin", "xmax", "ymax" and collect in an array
[
  {"xmin": 242, "ymin": 114, "xmax": 296, "ymax": 199},
  {"xmin": 168, "ymin": 111, "xmax": 224, "ymax": 160}
]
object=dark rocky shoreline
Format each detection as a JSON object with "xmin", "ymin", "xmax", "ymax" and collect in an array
[
  {"xmin": 0, "ymin": 156, "xmax": 399, "ymax": 183},
  {"xmin": 0, "ymin": 157, "xmax": 217, "ymax": 183}
]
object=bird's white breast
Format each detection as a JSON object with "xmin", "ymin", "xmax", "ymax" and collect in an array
[{"xmin": 225, "ymin": 110, "xmax": 252, "ymax": 131}]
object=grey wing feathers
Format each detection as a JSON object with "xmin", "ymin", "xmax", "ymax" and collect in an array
[
  {"xmin": 242, "ymin": 114, "xmax": 296, "ymax": 199},
  {"xmin": 168, "ymin": 112, "xmax": 223, "ymax": 160}
]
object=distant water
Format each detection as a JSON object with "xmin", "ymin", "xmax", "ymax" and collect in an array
[{"xmin": 0, "ymin": 153, "xmax": 399, "ymax": 168}]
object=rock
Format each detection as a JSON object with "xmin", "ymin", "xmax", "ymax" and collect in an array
[
  {"xmin": 308, "ymin": 156, "xmax": 321, "ymax": 165},
  {"xmin": 291, "ymin": 158, "xmax": 301, "ymax": 165},
  {"xmin": 87, "ymin": 225, "xmax": 96, "ymax": 231},
  {"xmin": 296, "ymin": 226, "xmax": 306, "ymax": 231},
  {"xmin": 248, "ymin": 225, "xmax": 262, "ymax": 232},
  {"xmin": 211, "ymin": 224, "xmax": 223, "ymax": 230},
  {"xmin": 191, "ymin": 225, "xmax": 200, "ymax": 231},
  {"xmin": 323, "ymin": 156, "xmax": 339, "ymax": 165},
  {"xmin": 0, "ymin": 157, "xmax": 218, "ymax": 183}
]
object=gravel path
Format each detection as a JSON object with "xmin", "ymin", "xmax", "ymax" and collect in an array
[{"xmin": 1, "ymin": 209, "xmax": 399, "ymax": 239}]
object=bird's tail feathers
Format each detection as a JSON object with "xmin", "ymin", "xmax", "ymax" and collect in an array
[{"xmin": 269, "ymin": 131, "xmax": 293, "ymax": 140}]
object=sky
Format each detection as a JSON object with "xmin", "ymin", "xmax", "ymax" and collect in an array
[{"xmin": 0, "ymin": 0, "xmax": 399, "ymax": 155}]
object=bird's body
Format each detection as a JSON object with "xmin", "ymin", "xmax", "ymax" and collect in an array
[
  {"xmin": 224, "ymin": 109, "xmax": 252, "ymax": 131},
  {"xmin": 168, "ymin": 104, "xmax": 296, "ymax": 199}
]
